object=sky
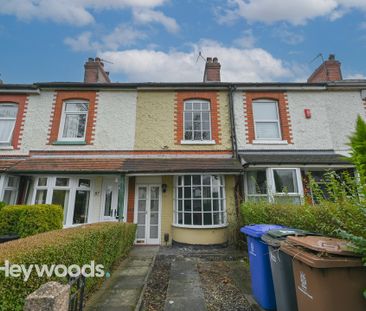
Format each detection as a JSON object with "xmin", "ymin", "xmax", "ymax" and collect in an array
[{"xmin": 0, "ymin": 0, "xmax": 366, "ymax": 84}]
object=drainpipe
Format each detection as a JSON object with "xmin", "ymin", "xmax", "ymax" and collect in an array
[
  {"xmin": 117, "ymin": 174, "xmax": 126, "ymax": 221},
  {"xmin": 228, "ymin": 84, "xmax": 238, "ymax": 159}
]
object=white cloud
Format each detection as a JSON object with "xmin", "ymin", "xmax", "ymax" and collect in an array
[
  {"xmin": 133, "ymin": 9, "xmax": 179, "ymax": 33},
  {"xmin": 220, "ymin": 0, "xmax": 366, "ymax": 25},
  {"xmin": 344, "ymin": 73, "xmax": 366, "ymax": 79},
  {"xmin": 273, "ymin": 26, "xmax": 304, "ymax": 45},
  {"xmin": 99, "ymin": 39, "xmax": 294, "ymax": 82},
  {"xmin": 233, "ymin": 30, "xmax": 256, "ymax": 48},
  {"xmin": 64, "ymin": 25, "xmax": 145, "ymax": 51},
  {"xmin": 0, "ymin": 0, "xmax": 169, "ymax": 26}
]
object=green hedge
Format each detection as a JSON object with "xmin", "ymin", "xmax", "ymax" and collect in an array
[
  {"xmin": 0, "ymin": 222, "xmax": 136, "ymax": 311},
  {"xmin": 241, "ymin": 201, "xmax": 366, "ymax": 239},
  {"xmin": 0, "ymin": 202, "xmax": 6, "ymax": 210},
  {"xmin": 0, "ymin": 204, "xmax": 63, "ymax": 238}
]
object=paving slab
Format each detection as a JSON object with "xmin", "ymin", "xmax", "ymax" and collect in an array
[
  {"xmin": 85, "ymin": 246, "xmax": 158, "ymax": 311},
  {"xmin": 164, "ymin": 258, "xmax": 207, "ymax": 311}
]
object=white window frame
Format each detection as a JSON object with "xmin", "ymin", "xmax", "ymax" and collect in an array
[
  {"xmin": 244, "ymin": 169, "xmax": 269, "ymax": 202},
  {"xmin": 58, "ymin": 100, "xmax": 89, "ymax": 142},
  {"xmin": 31, "ymin": 176, "xmax": 94, "ymax": 227},
  {"xmin": 253, "ymin": 99, "xmax": 282, "ymax": 141},
  {"xmin": 181, "ymin": 99, "xmax": 215, "ymax": 144},
  {"xmin": 0, "ymin": 103, "xmax": 18, "ymax": 145},
  {"xmin": 0, "ymin": 175, "xmax": 19, "ymax": 205},
  {"xmin": 245, "ymin": 168, "xmax": 303, "ymax": 203},
  {"xmin": 173, "ymin": 174, "xmax": 227, "ymax": 228}
]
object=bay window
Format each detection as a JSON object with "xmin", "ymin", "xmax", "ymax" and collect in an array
[
  {"xmin": 253, "ymin": 100, "xmax": 281, "ymax": 140},
  {"xmin": 59, "ymin": 100, "xmax": 89, "ymax": 141},
  {"xmin": 245, "ymin": 168, "xmax": 303, "ymax": 204},
  {"xmin": 0, "ymin": 104, "xmax": 18, "ymax": 146},
  {"xmin": 174, "ymin": 175, "xmax": 226, "ymax": 227}
]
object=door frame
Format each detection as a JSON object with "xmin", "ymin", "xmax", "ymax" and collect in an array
[
  {"xmin": 133, "ymin": 183, "xmax": 162, "ymax": 245},
  {"xmin": 100, "ymin": 177, "xmax": 119, "ymax": 222}
]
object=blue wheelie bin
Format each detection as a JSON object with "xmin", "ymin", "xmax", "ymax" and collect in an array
[{"xmin": 240, "ymin": 224, "xmax": 284, "ymax": 310}]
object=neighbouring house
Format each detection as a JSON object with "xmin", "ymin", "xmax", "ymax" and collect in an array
[{"xmin": 0, "ymin": 55, "xmax": 365, "ymax": 245}]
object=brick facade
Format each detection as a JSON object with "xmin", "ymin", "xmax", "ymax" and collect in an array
[
  {"xmin": 0, "ymin": 94, "xmax": 28, "ymax": 149},
  {"xmin": 127, "ymin": 177, "xmax": 135, "ymax": 223},
  {"xmin": 244, "ymin": 91, "xmax": 293, "ymax": 144},
  {"xmin": 47, "ymin": 91, "xmax": 97, "ymax": 144},
  {"xmin": 174, "ymin": 91, "xmax": 221, "ymax": 145}
]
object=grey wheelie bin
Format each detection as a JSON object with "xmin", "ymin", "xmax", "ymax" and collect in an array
[{"xmin": 261, "ymin": 228, "xmax": 311, "ymax": 311}]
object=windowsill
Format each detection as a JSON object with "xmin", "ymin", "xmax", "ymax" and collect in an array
[
  {"xmin": 252, "ymin": 140, "xmax": 288, "ymax": 145},
  {"xmin": 0, "ymin": 145, "xmax": 14, "ymax": 150},
  {"xmin": 180, "ymin": 140, "xmax": 216, "ymax": 145},
  {"xmin": 172, "ymin": 223, "xmax": 228, "ymax": 229},
  {"xmin": 53, "ymin": 141, "xmax": 87, "ymax": 145}
]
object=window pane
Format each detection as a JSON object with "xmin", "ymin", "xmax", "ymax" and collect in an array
[
  {"xmin": 184, "ymin": 131, "xmax": 192, "ymax": 140},
  {"xmin": 0, "ymin": 120, "xmax": 16, "ymax": 143},
  {"xmin": 193, "ymin": 175, "xmax": 201, "ymax": 185},
  {"xmin": 56, "ymin": 178, "xmax": 69, "ymax": 187},
  {"xmin": 193, "ymin": 213, "xmax": 202, "ymax": 225},
  {"xmin": 52, "ymin": 190, "xmax": 69, "ymax": 224},
  {"xmin": 193, "ymin": 112, "xmax": 201, "ymax": 121},
  {"xmin": 79, "ymin": 179, "xmax": 90, "ymax": 188},
  {"xmin": 202, "ymin": 131, "xmax": 210, "ymax": 140},
  {"xmin": 184, "ymin": 187, "xmax": 191, "ymax": 198},
  {"xmin": 274, "ymin": 195, "xmax": 301, "ymax": 205},
  {"xmin": 184, "ymin": 102, "xmax": 192, "ymax": 110},
  {"xmin": 35, "ymin": 190, "xmax": 47, "ymax": 204},
  {"xmin": 0, "ymin": 105, "xmax": 18, "ymax": 118},
  {"xmin": 184, "ymin": 176, "xmax": 191, "ymax": 186},
  {"xmin": 247, "ymin": 171, "xmax": 267, "ymax": 194},
  {"xmin": 193, "ymin": 103, "xmax": 201, "ymax": 110},
  {"xmin": 274, "ymin": 169, "xmax": 298, "ymax": 193},
  {"xmin": 203, "ymin": 199, "xmax": 211, "ymax": 211},
  {"xmin": 202, "ymin": 176, "xmax": 211, "ymax": 185},
  {"xmin": 184, "ymin": 213, "xmax": 192, "ymax": 225},
  {"xmin": 73, "ymin": 190, "xmax": 90, "ymax": 224},
  {"xmin": 3, "ymin": 190, "xmax": 13, "ymax": 204},
  {"xmin": 202, "ymin": 112, "xmax": 210, "ymax": 121},
  {"xmin": 255, "ymin": 122, "xmax": 280, "ymax": 139},
  {"xmin": 193, "ymin": 200, "xmax": 201, "ymax": 211},
  {"xmin": 38, "ymin": 177, "xmax": 47, "ymax": 186},
  {"xmin": 194, "ymin": 132, "xmax": 201, "ymax": 140},
  {"xmin": 202, "ymin": 122, "xmax": 210, "ymax": 130},
  {"xmin": 204, "ymin": 213, "xmax": 212, "ymax": 225},
  {"xmin": 184, "ymin": 200, "xmax": 192, "ymax": 211},
  {"xmin": 7, "ymin": 177, "xmax": 16, "ymax": 187},
  {"xmin": 253, "ymin": 101, "xmax": 278, "ymax": 120},
  {"xmin": 201, "ymin": 103, "xmax": 209, "ymax": 111},
  {"xmin": 103, "ymin": 187, "xmax": 113, "ymax": 217},
  {"xmin": 178, "ymin": 212, "xmax": 183, "ymax": 224},
  {"xmin": 193, "ymin": 186, "xmax": 201, "ymax": 198},
  {"xmin": 62, "ymin": 114, "xmax": 87, "ymax": 139},
  {"xmin": 65, "ymin": 102, "xmax": 88, "ymax": 112}
]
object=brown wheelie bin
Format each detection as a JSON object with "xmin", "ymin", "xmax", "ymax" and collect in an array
[{"xmin": 281, "ymin": 236, "xmax": 366, "ymax": 311}]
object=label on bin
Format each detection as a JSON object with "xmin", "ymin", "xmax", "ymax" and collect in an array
[
  {"xmin": 298, "ymin": 271, "xmax": 313, "ymax": 300},
  {"xmin": 270, "ymin": 249, "xmax": 277, "ymax": 263}
]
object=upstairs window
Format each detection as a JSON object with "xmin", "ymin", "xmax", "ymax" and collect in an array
[
  {"xmin": 0, "ymin": 104, "xmax": 18, "ymax": 146},
  {"xmin": 183, "ymin": 100, "xmax": 211, "ymax": 141},
  {"xmin": 59, "ymin": 100, "xmax": 89, "ymax": 141},
  {"xmin": 253, "ymin": 100, "xmax": 281, "ymax": 140}
]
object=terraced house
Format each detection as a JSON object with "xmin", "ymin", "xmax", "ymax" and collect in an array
[{"xmin": 0, "ymin": 55, "xmax": 365, "ymax": 245}]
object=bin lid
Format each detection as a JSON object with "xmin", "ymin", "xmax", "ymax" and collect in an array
[
  {"xmin": 262, "ymin": 228, "xmax": 311, "ymax": 247},
  {"xmin": 286, "ymin": 236, "xmax": 358, "ymax": 257},
  {"xmin": 240, "ymin": 224, "xmax": 284, "ymax": 238},
  {"xmin": 280, "ymin": 242, "xmax": 363, "ymax": 268}
]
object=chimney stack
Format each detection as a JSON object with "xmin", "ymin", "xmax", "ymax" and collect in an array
[
  {"xmin": 307, "ymin": 54, "xmax": 342, "ymax": 83},
  {"xmin": 84, "ymin": 57, "xmax": 111, "ymax": 83},
  {"xmin": 203, "ymin": 57, "xmax": 221, "ymax": 82}
]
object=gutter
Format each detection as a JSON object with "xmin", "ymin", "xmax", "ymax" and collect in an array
[{"xmin": 0, "ymin": 89, "xmax": 40, "ymax": 94}]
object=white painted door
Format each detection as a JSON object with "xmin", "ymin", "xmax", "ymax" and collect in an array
[
  {"xmin": 135, "ymin": 184, "xmax": 161, "ymax": 244},
  {"xmin": 101, "ymin": 178, "xmax": 119, "ymax": 221}
]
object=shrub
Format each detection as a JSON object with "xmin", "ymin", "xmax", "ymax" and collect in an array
[
  {"xmin": 0, "ymin": 204, "xmax": 63, "ymax": 238},
  {"xmin": 241, "ymin": 200, "xmax": 366, "ymax": 239},
  {"xmin": 0, "ymin": 222, "xmax": 136, "ymax": 311},
  {"xmin": 0, "ymin": 202, "xmax": 6, "ymax": 211}
]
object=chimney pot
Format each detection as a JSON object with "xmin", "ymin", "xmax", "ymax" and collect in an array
[
  {"xmin": 84, "ymin": 57, "xmax": 111, "ymax": 83},
  {"xmin": 203, "ymin": 56, "xmax": 221, "ymax": 82},
  {"xmin": 328, "ymin": 54, "xmax": 335, "ymax": 60}
]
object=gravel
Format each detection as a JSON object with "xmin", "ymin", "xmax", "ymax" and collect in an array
[
  {"xmin": 197, "ymin": 260, "xmax": 252, "ymax": 311},
  {"xmin": 141, "ymin": 257, "xmax": 171, "ymax": 311}
]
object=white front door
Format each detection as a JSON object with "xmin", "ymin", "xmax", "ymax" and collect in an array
[
  {"xmin": 101, "ymin": 178, "xmax": 119, "ymax": 221},
  {"xmin": 135, "ymin": 184, "xmax": 161, "ymax": 244}
]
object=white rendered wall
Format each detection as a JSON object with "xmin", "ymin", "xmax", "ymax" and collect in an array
[{"xmin": 235, "ymin": 90, "xmax": 365, "ymax": 152}]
